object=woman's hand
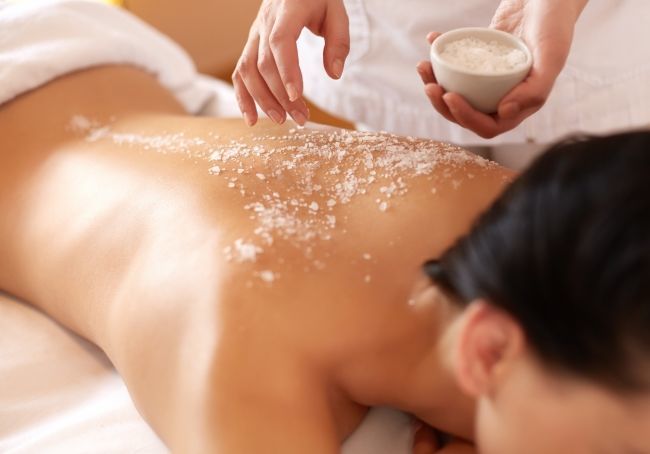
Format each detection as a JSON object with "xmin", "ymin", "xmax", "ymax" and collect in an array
[
  {"xmin": 413, "ymin": 422, "xmax": 440, "ymax": 454},
  {"xmin": 417, "ymin": 0, "xmax": 589, "ymax": 139},
  {"xmin": 232, "ymin": 0, "xmax": 350, "ymax": 127},
  {"xmin": 412, "ymin": 423, "xmax": 478, "ymax": 454}
]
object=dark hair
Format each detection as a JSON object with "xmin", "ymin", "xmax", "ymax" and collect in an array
[{"xmin": 425, "ymin": 131, "xmax": 650, "ymax": 393}]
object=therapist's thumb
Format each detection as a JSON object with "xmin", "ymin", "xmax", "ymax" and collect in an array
[
  {"xmin": 322, "ymin": 0, "xmax": 350, "ymax": 79},
  {"xmin": 498, "ymin": 68, "xmax": 555, "ymax": 119}
]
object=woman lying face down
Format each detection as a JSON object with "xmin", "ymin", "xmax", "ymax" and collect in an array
[
  {"xmin": 422, "ymin": 132, "xmax": 650, "ymax": 454},
  {"xmin": 0, "ymin": 66, "xmax": 648, "ymax": 454}
]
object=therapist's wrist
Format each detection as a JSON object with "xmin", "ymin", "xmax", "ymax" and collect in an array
[
  {"xmin": 555, "ymin": 0, "xmax": 590, "ymax": 23},
  {"xmin": 573, "ymin": 0, "xmax": 590, "ymax": 18}
]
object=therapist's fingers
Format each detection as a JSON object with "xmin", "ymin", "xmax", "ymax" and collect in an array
[
  {"xmin": 236, "ymin": 37, "xmax": 288, "ymax": 126},
  {"xmin": 497, "ymin": 66, "xmax": 553, "ymax": 120},
  {"xmin": 269, "ymin": 7, "xmax": 310, "ymax": 102},
  {"xmin": 426, "ymin": 31, "xmax": 442, "ymax": 45},
  {"xmin": 431, "ymin": 59, "xmax": 553, "ymax": 137},
  {"xmin": 443, "ymin": 93, "xmax": 528, "ymax": 139},
  {"xmin": 257, "ymin": 51, "xmax": 310, "ymax": 125},
  {"xmin": 322, "ymin": 0, "xmax": 350, "ymax": 79},
  {"xmin": 233, "ymin": 34, "xmax": 265, "ymax": 122},
  {"xmin": 258, "ymin": 27, "xmax": 309, "ymax": 124},
  {"xmin": 420, "ymin": 33, "xmax": 456, "ymax": 123},
  {"xmin": 443, "ymin": 93, "xmax": 505, "ymax": 138},
  {"xmin": 240, "ymin": 68, "xmax": 287, "ymax": 126},
  {"xmin": 416, "ymin": 61, "xmax": 455, "ymax": 123},
  {"xmin": 233, "ymin": 73, "xmax": 258, "ymax": 126},
  {"xmin": 255, "ymin": 50, "xmax": 287, "ymax": 124},
  {"xmin": 425, "ymin": 84, "xmax": 456, "ymax": 124},
  {"xmin": 416, "ymin": 60, "xmax": 436, "ymax": 85},
  {"xmin": 440, "ymin": 66, "xmax": 554, "ymax": 137}
]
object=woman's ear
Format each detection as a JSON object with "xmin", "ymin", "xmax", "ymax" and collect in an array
[{"xmin": 451, "ymin": 300, "xmax": 525, "ymax": 398}]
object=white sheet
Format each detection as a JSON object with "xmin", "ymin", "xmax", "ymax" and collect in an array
[
  {"xmin": 0, "ymin": 293, "xmax": 166, "ymax": 453},
  {"xmin": 0, "ymin": 293, "xmax": 414, "ymax": 453}
]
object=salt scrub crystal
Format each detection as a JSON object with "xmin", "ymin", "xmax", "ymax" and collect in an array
[
  {"xmin": 69, "ymin": 116, "xmax": 497, "ymax": 280},
  {"xmin": 259, "ymin": 270, "xmax": 276, "ymax": 283},
  {"xmin": 70, "ymin": 115, "xmax": 208, "ymax": 157},
  {"xmin": 440, "ymin": 37, "xmax": 526, "ymax": 73},
  {"xmin": 68, "ymin": 114, "xmax": 95, "ymax": 132},
  {"xmin": 224, "ymin": 240, "xmax": 264, "ymax": 264}
]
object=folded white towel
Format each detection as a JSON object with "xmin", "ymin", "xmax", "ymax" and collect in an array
[{"xmin": 0, "ymin": 0, "xmax": 235, "ymax": 114}]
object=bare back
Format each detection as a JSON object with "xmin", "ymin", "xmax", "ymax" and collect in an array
[{"xmin": 0, "ymin": 66, "xmax": 513, "ymax": 453}]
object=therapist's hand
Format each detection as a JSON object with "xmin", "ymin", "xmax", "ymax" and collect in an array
[
  {"xmin": 233, "ymin": 0, "xmax": 350, "ymax": 126},
  {"xmin": 417, "ymin": 0, "xmax": 588, "ymax": 139}
]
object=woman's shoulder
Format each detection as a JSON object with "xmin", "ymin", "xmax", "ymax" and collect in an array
[{"xmin": 208, "ymin": 122, "xmax": 513, "ymax": 363}]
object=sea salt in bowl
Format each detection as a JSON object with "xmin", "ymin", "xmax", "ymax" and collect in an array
[{"xmin": 430, "ymin": 27, "xmax": 533, "ymax": 113}]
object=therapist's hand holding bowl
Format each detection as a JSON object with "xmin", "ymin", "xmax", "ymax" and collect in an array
[
  {"xmin": 234, "ymin": 0, "xmax": 589, "ymax": 138},
  {"xmin": 428, "ymin": 27, "xmax": 533, "ymax": 115},
  {"xmin": 417, "ymin": 0, "xmax": 590, "ymax": 139}
]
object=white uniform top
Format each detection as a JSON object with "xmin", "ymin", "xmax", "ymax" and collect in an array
[{"xmin": 298, "ymin": 0, "xmax": 650, "ymax": 145}]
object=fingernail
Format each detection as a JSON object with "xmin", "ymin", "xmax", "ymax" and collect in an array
[
  {"xmin": 291, "ymin": 109, "xmax": 307, "ymax": 126},
  {"xmin": 268, "ymin": 109, "xmax": 284, "ymax": 124},
  {"xmin": 243, "ymin": 112, "xmax": 255, "ymax": 127},
  {"xmin": 332, "ymin": 59, "xmax": 344, "ymax": 79},
  {"xmin": 286, "ymin": 83, "xmax": 300, "ymax": 102},
  {"xmin": 501, "ymin": 102, "xmax": 520, "ymax": 119}
]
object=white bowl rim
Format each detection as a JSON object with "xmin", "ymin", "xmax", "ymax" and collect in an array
[{"xmin": 431, "ymin": 27, "xmax": 533, "ymax": 78}]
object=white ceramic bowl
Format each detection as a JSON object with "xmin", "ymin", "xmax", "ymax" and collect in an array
[{"xmin": 430, "ymin": 27, "xmax": 533, "ymax": 114}]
